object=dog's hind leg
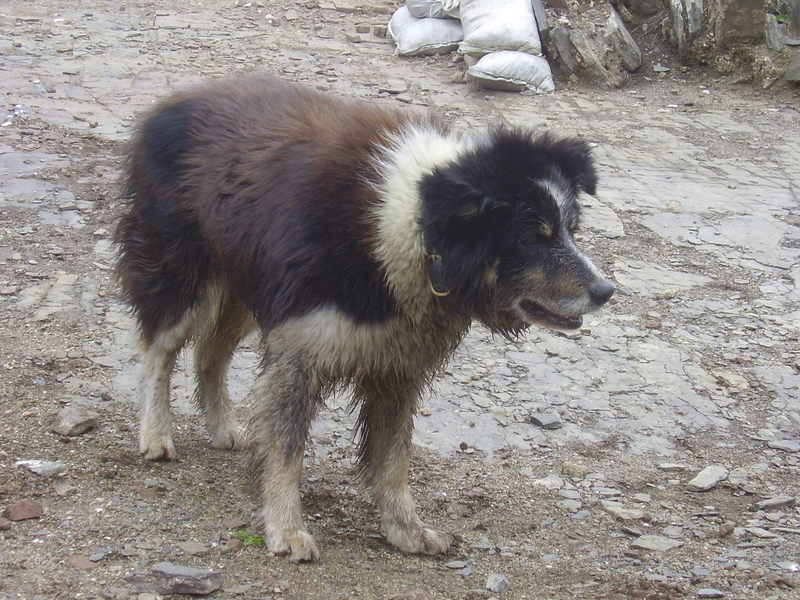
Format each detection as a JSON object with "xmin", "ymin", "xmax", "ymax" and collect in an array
[
  {"xmin": 355, "ymin": 377, "xmax": 453, "ymax": 555},
  {"xmin": 138, "ymin": 322, "xmax": 193, "ymax": 461},
  {"xmin": 248, "ymin": 352, "xmax": 321, "ymax": 562},
  {"xmin": 194, "ymin": 296, "xmax": 255, "ymax": 450}
]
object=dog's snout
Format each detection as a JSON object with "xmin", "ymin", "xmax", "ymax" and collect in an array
[{"xmin": 590, "ymin": 280, "xmax": 615, "ymax": 306}]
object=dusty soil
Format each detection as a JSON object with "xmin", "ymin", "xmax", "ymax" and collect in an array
[{"xmin": 1, "ymin": 1, "xmax": 799, "ymax": 599}]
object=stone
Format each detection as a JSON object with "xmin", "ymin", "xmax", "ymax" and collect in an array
[
  {"xmin": 548, "ymin": 26, "xmax": 578, "ymax": 72},
  {"xmin": 756, "ymin": 496, "xmax": 795, "ymax": 510},
  {"xmin": 389, "ymin": 592, "xmax": 433, "ymax": 600},
  {"xmin": 52, "ymin": 405, "xmax": 98, "ymax": 436},
  {"xmin": 561, "ymin": 461, "xmax": 590, "ymax": 479},
  {"xmin": 768, "ymin": 439, "xmax": 800, "ymax": 452},
  {"xmin": 786, "ymin": 51, "xmax": 800, "ymax": 82},
  {"xmin": 765, "ymin": 14, "xmax": 785, "ymax": 51},
  {"xmin": 604, "ymin": 8, "xmax": 642, "ymax": 72},
  {"xmin": 485, "ymin": 573, "xmax": 509, "ymax": 594},
  {"xmin": 686, "ymin": 465, "xmax": 728, "ymax": 491},
  {"xmin": 669, "ymin": 0, "xmax": 703, "ymax": 59},
  {"xmin": 378, "ymin": 80, "xmax": 408, "ymax": 94},
  {"xmin": 67, "ymin": 555, "xmax": 100, "ymax": 570},
  {"xmin": 530, "ymin": 412, "xmax": 562, "ymax": 429},
  {"xmin": 630, "ymin": 535, "xmax": 683, "ymax": 552},
  {"xmin": 126, "ymin": 562, "xmax": 223, "ymax": 595},
  {"xmin": 221, "ymin": 538, "xmax": 243, "ymax": 553},
  {"xmin": 601, "ymin": 500, "xmax": 646, "ymax": 521},
  {"xmin": 445, "ymin": 560, "xmax": 468, "ymax": 569},
  {"xmin": 697, "ymin": 589, "xmax": 725, "ymax": 598},
  {"xmin": 712, "ymin": 370, "xmax": 749, "ymax": 390},
  {"xmin": 714, "ymin": 0, "xmax": 763, "ymax": 43},
  {"xmin": 3, "ymin": 500, "xmax": 43, "ymax": 521},
  {"xmin": 16, "ymin": 459, "xmax": 67, "ymax": 477},
  {"xmin": 177, "ymin": 542, "xmax": 209, "ymax": 556},
  {"xmin": 0, "ymin": 518, "xmax": 11, "ymax": 530}
]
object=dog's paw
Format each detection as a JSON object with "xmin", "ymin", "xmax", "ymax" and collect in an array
[
  {"xmin": 140, "ymin": 433, "xmax": 177, "ymax": 461},
  {"xmin": 267, "ymin": 529, "xmax": 320, "ymax": 562},
  {"xmin": 209, "ymin": 421, "xmax": 244, "ymax": 450},
  {"xmin": 385, "ymin": 523, "xmax": 453, "ymax": 555}
]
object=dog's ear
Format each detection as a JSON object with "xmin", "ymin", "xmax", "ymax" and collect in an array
[
  {"xmin": 421, "ymin": 169, "xmax": 512, "ymax": 229},
  {"xmin": 420, "ymin": 168, "xmax": 509, "ymax": 315},
  {"xmin": 548, "ymin": 138, "xmax": 597, "ymax": 196}
]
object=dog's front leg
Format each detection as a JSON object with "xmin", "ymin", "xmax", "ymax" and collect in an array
[
  {"xmin": 248, "ymin": 354, "xmax": 320, "ymax": 562},
  {"xmin": 355, "ymin": 377, "xmax": 453, "ymax": 555}
]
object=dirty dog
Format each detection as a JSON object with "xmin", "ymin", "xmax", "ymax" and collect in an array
[{"xmin": 115, "ymin": 74, "xmax": 614, "ymax": 562}]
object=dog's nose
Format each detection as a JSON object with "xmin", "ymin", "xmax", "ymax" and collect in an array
[{"xmin": 590, "ymin": 280, "xmax": 615, "ymax": 306}]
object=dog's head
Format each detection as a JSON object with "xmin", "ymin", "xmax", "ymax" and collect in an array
[{"xmin": 420, "ymin": 128, "xmax": 614, "ymax": 336}]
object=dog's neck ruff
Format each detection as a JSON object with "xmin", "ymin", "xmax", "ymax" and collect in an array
[{"xmin": 371, "ymin": 125, "xmax": 470, "ymax": 316}]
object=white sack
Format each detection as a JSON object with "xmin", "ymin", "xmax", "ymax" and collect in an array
[
  {"xmin": 389, "ymin": 6, "xmax": 463, "ymax": 56},
  {"xmin": 406, "ymin": 0, "xmax": 449, "ymax": 19},
  {"xmin": 458, "ymin": 0, "xmax": 542, "ymax": 57},
  {"xmin": 467, "ymin": 51, "xmax": 554, "ymax": 93}
]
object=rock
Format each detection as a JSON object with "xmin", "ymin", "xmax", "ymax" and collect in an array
[
  {"xmin": 765, "ymin": 14, "xmax": 785, "ymax": 51},
  {"xmin": 530, "ymin": 412, "xmax": 562, "ymax": 429},
  {"xmin": 697, "ymin": 589, "xmax": 725, "ymax": 598},
  {"xmin": 768, "ymin": 439, "xmax": 800, "ymax": 452},
  {"xmin": 686, "ymin": 465, "xmax": 728, "ymax": 491},
  {"xmin": 630, "ymin": 535, "xmax": 684, "ymax": 552},
  {"xmin": 67, "ymin": 555, "xmax": 100, "ymax": 570},
  {"xmin": 604, "ymin": 8, "xmax": 642, "ymax": 72},
  {"xmin": 601, "ymin": 500, "xmax": 646, "ymax": 521},
  {"xmin": 756, "ymin": 496, "xmax": 795, "ymax": 510},
  {"xmin": 669, "ymin": 0, "xmax": 704, "ymax": 59},
  {"xmin": 0, "ymin": 518, "xmax": 12, "ymax": 530},
  {"xmin": 16, "ymin": 459, "xmax": 67, "ymax": 477},
  {"xmin": 221, "ymin": 538, "xmax": 243, "ymax": 553},
  {"xmin": 445, "ymin": 560, "xmax": 468, "ymax": 569},
  {"xmin": 54, "ymin": 483, "xmax": 78, "ymax": 496},
  {"xmin": 786, "ymin": 51, "xmax": 800, "ymax": 82},
  {"xmin": 529, "ymin": 474, "xmax": 565, "ymax": 489},
  {"xmin": 126, "ymin": 562, "xmax": 223, "ymax": 595},
  {"xmin": 658, "ymin": 463, "xmax": 687, "ymax": 472},
  {"xmin": 52, "ymin": 405, "xmax": 98, "ymax": 436},
  {"xmin": 3, "ymin": 500, "xmax": 43, "ymax": 521},
  {"xmin": 377, "ymin": 80, "xmax": 408, "ymax": 94},
  {"xmin": 715, "ymin": 0, "xmax": 763, "ymax": 43},
  {"xmin": 485, "ymin": 573, "xmax": 509, "ymax": 594},
  {"xmin": 177, "ymin": 542, "xmax": 209, "ymax": 556},
  {"xmin": 712, "ymin": 370, "xmax": 749, "ymax": 390},
  {"xmin": 561, "ymin": 461, "xmax": 590, "ymax": 479},
  {"xmin": 389, "ymin": 591, "xmax": 433, "ymax": 600}
]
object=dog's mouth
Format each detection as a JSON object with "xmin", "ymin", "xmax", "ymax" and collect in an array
[{"xmin": 519, "ymin": 300, "xmax": 583, "ymax": 330}]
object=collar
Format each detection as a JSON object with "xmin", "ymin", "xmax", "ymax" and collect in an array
[{"xmin": 425, "ymin": 252, "xmax": 450, "ymax": 297}]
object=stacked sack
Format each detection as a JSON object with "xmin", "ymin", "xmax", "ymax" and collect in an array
[{"xmin": 388, "ymin": 0, "xmax": 554, "ymax": 94}]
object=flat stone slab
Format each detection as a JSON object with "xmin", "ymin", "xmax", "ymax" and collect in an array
[
  {"xmin": 631, "ymin": 535, "xmax": 684, "ymax": 552},
  {"xmin": 686, "ymin": 465, "xmax": 729, "ymax": 491}
]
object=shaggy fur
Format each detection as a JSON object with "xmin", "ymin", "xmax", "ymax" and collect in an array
[{"xmin": 115, "ymin": 74, "xmax": 614, "ymax": 562}]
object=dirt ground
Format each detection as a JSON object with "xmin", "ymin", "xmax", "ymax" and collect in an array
[{"xmin": 1, "ymin": 1, "xmax": 799, "ymax": 599}]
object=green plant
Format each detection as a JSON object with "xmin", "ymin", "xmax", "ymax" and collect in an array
[{"xmin": 233, "ymin": 529, "xmax": 265, "ymax": 548}]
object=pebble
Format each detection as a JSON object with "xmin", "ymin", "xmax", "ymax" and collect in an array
[
  {"xmin": 630, "ymin": 535, "xmax": 683, "ymax": 552},
  {"xmin": 686, "ymin": 465, "xmax": 728, "ymax": 491},
  {"xmin": 658, "ymin": 463, "xmax": 687, "ymax": 472},
  {"xmin": 601, "ymin": 501, "xmax": 646, "ymax": 521},
  {"xmin": 52, "ymin": 405, "xmax": 98, "ymax": 436},
  {"xmin": 389, "ymin": 591, "xmax": 433, "ymax": 600},
  {"xmin": 221, "ymin": 538, "xmax": 243, "ymax": 553},
  {"xmin": 696, "ymin": 589, "xmax": 725, "ymax": 598},
  {"xmin": 485, "ymin": 573, "xmax": 509, "ymax": 594},
  {"xmin": 0, "ymin": 518, "xmax": 12, "ymax": 530},
  {"xmin": 177, "ymin": 542, "xmax": 209, "ymax": 555},
  {"xmin": 561, "ymin": 461, "xmax": 590, "ymax": 479},
  {"xmin": 756, "ymin": 496, "xmax": 795, "ymax": 510},
  {"xmin": 768, "ymin": 439, "xmax": 800, "ymax": 452},
  {"xmin": 16, "ymin": 459, "xmax": 67, "ymax": 477},
  {"xmin": 530, "ymin": 413, "xmax": 562, "ymax": 429},
  {"xmin": 3, "ymin": 499, "xmax": 43, "ymax": 521},
  {"xmin": 125, "ymin": 562, "xmax": 223, "ymax": 595},
  {"xmin": 445, "ymin": 560, "xmax": 468, "ymax": 569},
  {"xmin": 67, "ymin": 554, "xmax": 100, "ymax": 570}
]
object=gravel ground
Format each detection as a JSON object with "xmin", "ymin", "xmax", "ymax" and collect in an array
[{"xmin": 1, "ymin": 1, "xmax": 799, "ymax": 599}]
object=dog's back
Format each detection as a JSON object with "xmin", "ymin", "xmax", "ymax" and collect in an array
[{"xmin": 116, "ymin": 75, "xmax": 419, "ymax": 343}]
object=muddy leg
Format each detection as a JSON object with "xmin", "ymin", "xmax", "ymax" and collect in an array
[
  {"xmin": 355, "ymin": 377, "xmax": 452, "ymax": 555},
  {"xmin": 138, "ymin": 324, "xmax": 191, "ymax": 460},
  {"xmin": 249, "ymin": 353, "xmax": 321, "ymax": 562},
  {"xmin": 194, "ymin": 300, "xmax": 254, "ymax": 449}
]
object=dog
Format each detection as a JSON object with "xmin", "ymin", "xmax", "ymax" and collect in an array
[{"xmin": 115, "ymin": 74, "xmax": 614, "ymax": 562}]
